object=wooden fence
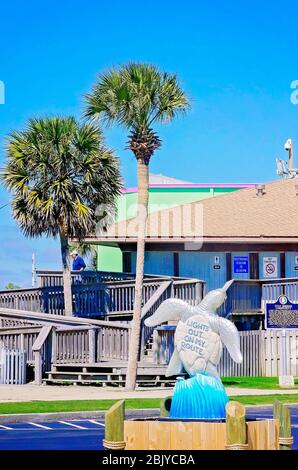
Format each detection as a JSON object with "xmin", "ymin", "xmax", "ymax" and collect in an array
[
  {"xmin": 0, "ymin": 326, "xmax": 41, "ymax": 364},
  {"xmin": 152, "ymin": 328, "xmax": 298, "ymax": 377},
  {"xmin": 0, "ymin": 349, "xmax": 27, "ymax": 385},
  {"xmin": 0, "ymin": 323, "xmax": 298, "ymax": 381}
]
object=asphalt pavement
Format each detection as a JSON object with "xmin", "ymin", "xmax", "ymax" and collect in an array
[{"xmin": 0, "ymin": 407, "xmax": 297, "ymax": 450}]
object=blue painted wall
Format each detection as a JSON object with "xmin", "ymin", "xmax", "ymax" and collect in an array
[
  {"xmin": 179, "ymin": 252, "xmax": 227, "ymax": 291},
  {"xmin": 285, "ymin": 252, "xmax": 298, "ymax": 278},
  {"xmin": 131, "ymin": 251, "xmax": 174, "ymax": 276}
]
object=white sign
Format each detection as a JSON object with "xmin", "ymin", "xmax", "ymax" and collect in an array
[
  {"xmin": 279, "ymin": 375, "xmax": 295, "ymax": 388},
  {"xmin": 214, "ymin": 256, "xmax": 220, "ymax": 265},
  {"xmin": 263, "ymin": 256, "xmax": 278, "ymax": 278}
]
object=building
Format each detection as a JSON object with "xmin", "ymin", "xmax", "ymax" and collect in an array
[
  {"xmin": 95, "ymin": 174, "xmax": 255, "ymax": 272},
  {"xmin": 90, "ymin": 178, "xmax": 298, "ymax": 291}
]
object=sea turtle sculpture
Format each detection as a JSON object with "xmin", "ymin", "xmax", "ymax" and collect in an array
[{"xmin": 145, "ymin": 281, "xmax": 243, "ymax": 419}]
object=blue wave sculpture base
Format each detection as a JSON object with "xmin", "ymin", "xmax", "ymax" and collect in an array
[{"xmin": 170, "ymin": 373, "xmax": 229, "ymax": 420}]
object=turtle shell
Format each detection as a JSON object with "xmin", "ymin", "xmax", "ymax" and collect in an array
[{"xmin": 175, "ymin": 313, "xmax": 222, "ymax": 377}]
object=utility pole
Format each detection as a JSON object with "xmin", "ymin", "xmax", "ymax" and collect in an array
[{"xmin": 32, "ymin": 253, "xmax": 36, "ymax": 288}]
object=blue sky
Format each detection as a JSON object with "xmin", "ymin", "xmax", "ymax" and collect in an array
[{"xmin": 1, "ymin": 0, "xmax": 298, "ymax": 288}]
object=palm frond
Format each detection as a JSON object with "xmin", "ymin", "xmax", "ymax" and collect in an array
[{"xmin": 1, "ymin": 117, "xmax": 123, "ymax": 240}]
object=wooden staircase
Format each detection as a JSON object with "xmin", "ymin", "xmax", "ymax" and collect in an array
[
  {"xmin": 43, "ymin": 361, "xmax": 178, "ymax": 387},
  {"xmin": 0, "ymin": 271, "xmax": 203, "ymax": 387}
]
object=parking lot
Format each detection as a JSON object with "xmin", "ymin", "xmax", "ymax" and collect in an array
[
  {"xmin": 0, "ymin": 419, "xmax": 106, "ymax": 450},
  {"xmin": 0, "ymin": 407, "xmax": 297, "ymax": 450}
]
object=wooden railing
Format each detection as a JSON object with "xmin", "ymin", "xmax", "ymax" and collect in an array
[
  {"xmin": 47, "ymin": 323, "xmax": 131, "ymax": 366},
  {"xmin": 221, "ymin": 277, "xmax": 298, "ymax": 318},
  {"xmin": 0, "ymin": 288, "xmax": 44, "ymax": 312},
  {"xmin": 0, "ymin": 277, "xmax": 204, "ymax": 319},
  {"xmin": 140, "ymin": 281, "xmax": 173, "ymax": 360},
  {"xmin": 221, "ymin": 280, "xmax": 262, "ymax": 317},
  {"xmin": 97, "ymin": 324, "xmax": 130, "ymax": 362},
  {"xmin": 36, "ymin": 270, "xmax": 165, "ymax": 287},
  {"xmin": 0, "ymin": 326, "xmax": 41, "ymax": 365},
  {"xmin": 0, "ymin": 320, "xmax": 131, "ymax": 382},
  {"xmin": 173, "ymin": 279, "xmax": 204, "ymax": 306}
]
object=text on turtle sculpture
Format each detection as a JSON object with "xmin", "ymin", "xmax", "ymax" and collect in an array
[{"xmin": 145, "ymin": 281, "xmax": 243, "ymax": 419}]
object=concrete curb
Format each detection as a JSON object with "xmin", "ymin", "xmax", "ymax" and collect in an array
[
  {"xmin": 0, "ymin": 408, "xmax": 160, "ymax": 424},
  {"xmin": 0, "ymin": 403, "xmax": 297, "ymax": 424}
]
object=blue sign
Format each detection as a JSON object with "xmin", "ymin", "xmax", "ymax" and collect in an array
[
  {"xmin": 233, "ymin": 256, "xmax": 249, "ymax": 274},
  {"xmin": 265, "ymin": 296, "xmax": 298, "ymax": 329}
]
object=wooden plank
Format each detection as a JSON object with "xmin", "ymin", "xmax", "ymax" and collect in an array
[
  {"xmin": 34, "ymin": 350, "xmax": 42, "ymax": 385},
  {"xmin": 148, "ymin": 422, "xmax": 171, "ymax": 450},
  {"xmin": 32, "ymin": 326, "xmax": 52, "ymax": 352},
  {"xmin": 192, "ymin": 423, "xmax": 226, "ymax": 450},
  {"xmin": 141, "ymin": 281, "xmax": 172, "ymax": 319},
  {"xmin": 247, "ymin": 419, "xmax": 279, "ymax": 450},
  {"xmin": 124, "ymin": 421, "xmax": 149, "ymax": 450},
  {"xmin": 88, "ymin": 328, "xmax": 96, "ymax": 364},
  {"xmin": 170, "ymin": 422, "xmax": 193, "ymax": 450}
]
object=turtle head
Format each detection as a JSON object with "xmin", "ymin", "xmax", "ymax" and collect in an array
[{"xmin": 199, "ymin": 280, "xmax": 233, "ymax": 313}]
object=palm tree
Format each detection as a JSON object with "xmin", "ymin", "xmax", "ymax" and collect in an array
[
  {"xmin": 85, "ymin": 63, "xmax": 189, "ymax": 389},
  {"xmin": 2, "ymin": 117, "xmax": 122, "ymax": 315}
]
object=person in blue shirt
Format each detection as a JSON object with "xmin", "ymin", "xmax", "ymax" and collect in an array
[{"xmin": 71, "ymin": 250, "xmax": 86, "ymax": 271}]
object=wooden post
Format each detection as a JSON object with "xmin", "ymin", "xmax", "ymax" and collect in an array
[
  {"xmin": 273, "ymin": 400, "xmax": 293, "ymax": 450},
  {"xmin": 34, "ymin": 350, "xmax": 42, "ymax": 385},
  {"xmin": 152, "ymin": 329, "xmax": 161, "ymax": 364},
  {"xmin": 51, "ymin": 328, "xmax": 57, "ymax": 368},
  {"xmin": 160, "ymin": 396, "xmax": 172, "ymax": 417},
  {"xmin": 88, "ymin": 328, "xmax": 96, "ymax": 364},
  {"xmin": 195, "ymin": 281, "xmax": 203, "ymax": 305},
  {"xmin": 20, "ymin": 333, "xmax": 25, "ymax": 351},
  {"xmin": 225, "ymin": 401, "xmax": 248, "ymax": 450},
  {"xmin": 103, "ymin": 400, "xmax": 126, "ymax": 450}
]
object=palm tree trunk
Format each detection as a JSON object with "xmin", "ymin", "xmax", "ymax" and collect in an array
[
  {"xmin": 125, "ymin": 159, "xmax": 149, "ymax": 390},
  {"xmin": 59, "ymin": 231, "xmax": 73, "ymax": 316}
]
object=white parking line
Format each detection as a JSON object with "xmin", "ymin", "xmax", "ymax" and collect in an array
[
  {"xmin": 28, "ymin": 422, "xmax": 52, "ymax": 430},
  {"xmin": 88, "ymin": 420, "xmax": 105, "ymax": 427},
  {"xmin": 59, "ymin": 421, "xmax": 87, "ymax": 430},
  {"xmin": 0, "ymin": 424, "xmax": 13, "ymax": 430}
]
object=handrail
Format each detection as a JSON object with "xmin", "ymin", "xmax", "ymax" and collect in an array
[
  {"xmin": 140, "ymin": 280, "xmax": 173, "ymax": 359},
  {"xmin": 32, "ymin": 326, "xmax": 52, "ymax": 352},
  {"xmin": 0, "ymin": 308, "xmax": 131, "ymax": 329},
  {"xmin": 141, "ymin": 281, "xmax": 173, "ymax": 320},
  {"xmin": 0, "ymin": 326, "xmax": 41, "ymax": 334}
]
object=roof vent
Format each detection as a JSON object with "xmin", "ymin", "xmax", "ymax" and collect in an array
[{"xmin": 255, "ymin": 184, "xmax": 266, "ymax": 197}]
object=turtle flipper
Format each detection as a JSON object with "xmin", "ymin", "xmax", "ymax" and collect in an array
[
  {"xmin": 144, "ymin": 298, "xmax": 192, "ymax": 327},
  {"xmin": 166, "ymin": 349, "xmax": 184, "ymax": 377},
  {"xmin": 218, "ymin": 317, "xmax": 243, "ymax": 364}
]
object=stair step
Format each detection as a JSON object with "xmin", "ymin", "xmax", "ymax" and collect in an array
[{"xmin": 43, "ymin": 378, "xmax": 175, "ymax": 387}]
